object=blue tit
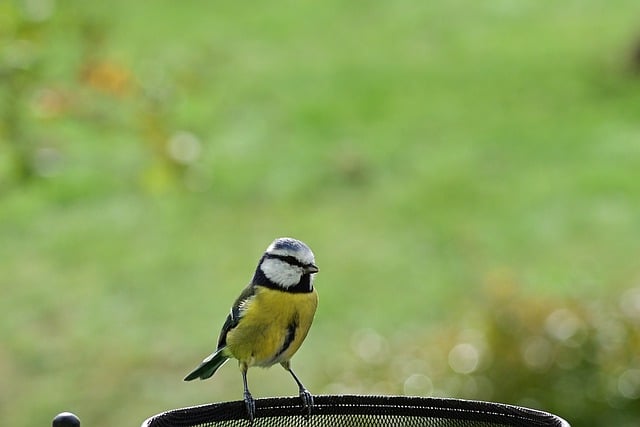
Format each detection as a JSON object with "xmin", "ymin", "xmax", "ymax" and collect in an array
[{"xmin": 184, "ymin": 237, "xmax": 320, "ymax": 422}]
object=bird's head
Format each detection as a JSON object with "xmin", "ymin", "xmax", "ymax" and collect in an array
[{"xmin": 257, "ymin": 237, "xmax": 319, "ymax": 290}]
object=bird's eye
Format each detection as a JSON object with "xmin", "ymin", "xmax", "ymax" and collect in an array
[
  {"xmin": 282, "ymin": 255, "xmax": 302, "ymax": 267},
  {"xmin": 268, "ymin": 254, "xmax": 305, "ymax": 268}
]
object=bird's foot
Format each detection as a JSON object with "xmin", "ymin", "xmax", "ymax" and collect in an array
[
  {"xmin": 299, "ymin": 388, "xmax": 314, "ymax": 419},
  {"xmin": 244, "ymin": 391, "xmax": 256, "ymax": 423}
]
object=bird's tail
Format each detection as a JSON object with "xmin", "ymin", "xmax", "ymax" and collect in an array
[{"xmin": 184, "ymin": 348, "xmax": 229, "ymax": 381}]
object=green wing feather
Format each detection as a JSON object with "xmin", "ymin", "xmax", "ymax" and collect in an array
[
  {"xmin": 183, "ymin": 348, "xmax": 229, "ymax": 381},
  {"xmin": 184, "ymin": 283, "xmax": 256, "ymax": 381}
]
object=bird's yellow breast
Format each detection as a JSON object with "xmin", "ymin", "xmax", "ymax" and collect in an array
[{"xmin": 225, "ymin": 286, "xmax": 318, "ymax": 368}]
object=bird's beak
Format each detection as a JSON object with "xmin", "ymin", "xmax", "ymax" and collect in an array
[{"xmin": 306, "ymin": 263, "xmax": 319, "ymax": 274}]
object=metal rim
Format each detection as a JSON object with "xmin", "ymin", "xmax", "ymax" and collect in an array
[{"xmin": 142, "ymin": 394, "xmax": 570, "ymax": 427}]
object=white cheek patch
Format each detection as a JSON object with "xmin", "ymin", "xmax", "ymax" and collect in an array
[{"xmin": 260, "ymin": 258, "xmax": 303, "ymax": 288}]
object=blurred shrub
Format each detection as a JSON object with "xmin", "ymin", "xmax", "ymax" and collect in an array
[
  {"xmin": 0, "ymin": 0, "xmax": 51, "ymax": 183},
  {"xmin": 332, "ymin": 280, "xmax": 640, "ymax": 427},
  {"xmin": 0, "ymin": 1, "xmax": 114, "ymax": 186},
  {"xmin": 477, "ymin": 281, "xmax": 640, "ymax": 427},
  {"xmin": 0, "ymin": 1, "xmax": 203, "ymax": 193}
]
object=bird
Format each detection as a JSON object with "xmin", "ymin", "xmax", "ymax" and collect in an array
[{"xmin": 184, "ymin": 237, "xmax": 320, "ymax": 422}]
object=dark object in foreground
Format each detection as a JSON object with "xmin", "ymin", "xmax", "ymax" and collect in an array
[
  {"xmin": 52, "ymin": 412, "xmax": 81, "ymax": 427},
  {"xmin": 141, "ymin": 394, "xmax": 570, "ymax": 427}
]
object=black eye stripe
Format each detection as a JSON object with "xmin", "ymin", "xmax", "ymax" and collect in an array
[{"xmin": 266, "ymin": 253, "xmax": 308, "ymax": 268}]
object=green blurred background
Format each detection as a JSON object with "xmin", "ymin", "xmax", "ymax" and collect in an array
[{"xmin": 2, "ymin": 1, "xmax": 640, "ymax": 426}]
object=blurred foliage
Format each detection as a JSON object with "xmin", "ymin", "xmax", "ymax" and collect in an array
[
  {"xmin": 2, "ymin": 1, "xmax": 640, "ymax": 427},
  {"xmin": 0, "ymin": 0, "xmax": 202, "ymax": 192},
  {"xmin": 333, "ymin": 279, "xmax": 640, "ymax": 427},
  {"xmin": 0, "ymin": 0, "xmax": 50, "ymax": 181}
]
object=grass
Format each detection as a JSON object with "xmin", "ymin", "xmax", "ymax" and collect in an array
[{"xmin": 2, "ymin": 1, "xmax": 640, "ymax": 426}]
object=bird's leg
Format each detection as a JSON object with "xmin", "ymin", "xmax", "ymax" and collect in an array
[
  {"xmin": 241, "ymin": 364, "xmax": 255, "ymax": 423},
  {"xmin": 282, "ymin": 361, "xmax": 313, "ymax": 418}
]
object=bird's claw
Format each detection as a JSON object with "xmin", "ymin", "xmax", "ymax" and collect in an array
[
  {"xmin": 244, "ymin": 391, "xmax": 256, "ymax": 423},
  {"xmin": 299, "ymin": 388, "xmax": 314, "ymax": 419}
]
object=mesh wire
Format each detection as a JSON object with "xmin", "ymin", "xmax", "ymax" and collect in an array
[{"xmin": 142, "ymin": 395, "xmax": 569, "ymax": 427}]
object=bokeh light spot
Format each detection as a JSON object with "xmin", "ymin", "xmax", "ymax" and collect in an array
[
  {"xmin": 33, "ymin": 147, "xmax": 64, "ymax": 177},
  {"xmin": 618, "ymin": 369, "xmax": 640, "ymax": 399},
  {"xmin": 448, "ymin": 343, "xmax": 480, "ymax": 374},
  {"xmin": 167, "ymin": 131, "xmax": 201, "ymax": 165},
  {"xmin": 620, "ymin": 287, "xmax": 640, "ymax": 322},
  {"xmin": 22, "ymin": 0, "xmax": 55, "ymax": 22},
  {"xmin": 403, "ymin": 374, "xmax": 433, "ymax": 396},
  {"xmin": 545, "ymin": 308, "xmax": 583, "ymax": 345},
  {"xmin": 521, "ymin": 336, "xmax": 553, "ymax": 371},
  {"xmin": 351, "ymin": 328, "xmax": 388, "ymax": 364}
]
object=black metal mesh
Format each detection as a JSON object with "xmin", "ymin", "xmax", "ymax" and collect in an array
[{"xmin": 142, "ymin": 395, "xmax": 570, "ymax": 427}]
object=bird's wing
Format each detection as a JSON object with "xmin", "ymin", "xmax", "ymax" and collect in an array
[{"xmin": 216, "ymin": 283, "xmax": 256, "ymax": 349}]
